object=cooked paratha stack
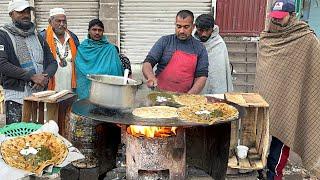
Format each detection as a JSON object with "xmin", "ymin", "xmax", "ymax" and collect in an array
[
  {"xmin": 173, "ymin": 94, "xmax": 207, "ymax": 106},
  {"xmin": 177, "ymin": 103, "xmax": 239, "ymax": 124},
  {"xmin": 0, "ymin": 132, "xmax": 68, "ymax": 175},
  {"xmin": 132, "ymin": 106, "xmax": 178, "ymax": 119}
]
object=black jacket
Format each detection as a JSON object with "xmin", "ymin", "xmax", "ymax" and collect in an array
[{"xmin": 0, "ymin": 30, "xmax": 57, "ymax": 91}]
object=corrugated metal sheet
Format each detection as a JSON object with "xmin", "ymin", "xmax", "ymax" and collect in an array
[
  {"xmin": 0, "ymin": 2, "xmax": 11, "ymax": 26},
  {"xmin": 34, "ymin": 0, "xmax": 99, "ymax": 41},
  {"xmin": 216, "ymin": 0, "xmax": 267, "ymax": 36},
  {"xmin": 120, "ymin": 0, "xmax": 212, "ymax": 63}
]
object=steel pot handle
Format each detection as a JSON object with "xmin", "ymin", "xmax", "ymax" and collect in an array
[
  {"xmin": 86, "ymin": 74, "xmax": 93, "ymax": 81},
  {"xmin": 137, "ymin": 80, "xmax": 144, "ymax": 89}
]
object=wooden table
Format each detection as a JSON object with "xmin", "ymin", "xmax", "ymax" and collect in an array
[{"xmin": 22, "ymin": 93, "xmax": 77, "ymax": 137}]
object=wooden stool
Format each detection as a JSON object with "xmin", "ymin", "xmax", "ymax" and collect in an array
[{"xmin": 22, "ymin": 93, "xmax": 77, "ymax": 138}]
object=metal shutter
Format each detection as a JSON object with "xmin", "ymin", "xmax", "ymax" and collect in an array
[
  {"xmin": 120, "ymin": 0, "xmax": 212, "ymax": 63},
  {"xmin": 34, "ymin": 0, "xmax": 99, "ymax": 41},
  {"xmin": 0, "ymin": 2, "xmax": 11, "ymax": 27}
]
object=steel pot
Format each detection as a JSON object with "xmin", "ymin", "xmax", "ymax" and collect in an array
[{"xmin": 87, "ymin": 74, "xmax": 142, "ymax": 109}]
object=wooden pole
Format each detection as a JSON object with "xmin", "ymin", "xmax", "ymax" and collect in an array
[{"xmin": 264, "ymin": 0, "xmax": 275, "ymax": 31}]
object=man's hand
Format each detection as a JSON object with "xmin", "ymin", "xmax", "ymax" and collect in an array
[
  {"xmin": 146, "ymin": 77, "xmax": 158, "ymax": 88},
  {"xmin": 142, "ymin": 62, "xmax": 158, "ymax": 89},
  {"xmin": 187, "ymin": 76, "xmax": 207, "ymax": 94},
  {"xmin": 31, "ymin": 73, "xmax": 48, "ymax": 87}
]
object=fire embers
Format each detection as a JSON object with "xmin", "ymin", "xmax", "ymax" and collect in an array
[{"xmin": 127, "ymin": 125, "xmax": 177, "ymax": 138}]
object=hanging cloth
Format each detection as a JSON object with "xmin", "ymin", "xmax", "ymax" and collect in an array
[{"xmin": 75, "ymin": 36, "xmax": 124, "ymax": 99}]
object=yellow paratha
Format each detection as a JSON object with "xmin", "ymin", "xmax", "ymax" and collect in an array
[
  {"xmin": 132, "ymin": 106, "xmax": 178, "ymax": 119},
  {"xmin": 173, "ymin": 94, "xmax": 207, "ymax": 106},
  {"xmin": 0, "ymin": 132, "xmax": 68, "ymax": 175},
  {"xmin": 177, "ymin": 103, "xmax": 239, "ymax": 124}
]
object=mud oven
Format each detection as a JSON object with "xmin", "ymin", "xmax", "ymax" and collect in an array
[{"xmin": 71, "ymin": 99, "xmax": 241, "ymax": 180}]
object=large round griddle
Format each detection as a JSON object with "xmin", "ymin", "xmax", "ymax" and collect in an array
[{"xmin": 72, "ymin": 97, "xmax": 246, "ymax": 127}]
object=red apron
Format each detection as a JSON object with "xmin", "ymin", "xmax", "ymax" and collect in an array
[{"xmin": 157, "ymin": 50, "xmax": 197, "ymax": 93}]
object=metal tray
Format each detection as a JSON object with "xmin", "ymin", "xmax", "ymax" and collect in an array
[{"xmin": 71, "ymin": 97, "xmax": 246, "ymax": 127}]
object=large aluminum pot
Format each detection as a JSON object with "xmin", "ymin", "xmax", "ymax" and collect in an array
[{"xmin": 87, "ymin": 74, "xmax": 142, "ymax": 109}]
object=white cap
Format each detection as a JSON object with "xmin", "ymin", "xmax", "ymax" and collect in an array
[
  {"xmin": 8, "ymin": 0, "xmax": 33, "ymax": 13},
  {"xmin": 49, "ymin": 8, "xmax": 65, "ymax": 17}
]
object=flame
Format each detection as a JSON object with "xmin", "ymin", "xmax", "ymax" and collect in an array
[{"xmin": 127, "ymin": 125, "xmax": 177, "ymax": 138}]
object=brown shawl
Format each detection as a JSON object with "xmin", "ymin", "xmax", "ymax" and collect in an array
[{"xmin": 255, "ymin": 17, "xmax": 320, "ymax": 176}]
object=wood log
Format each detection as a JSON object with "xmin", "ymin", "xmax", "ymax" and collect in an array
[
  {"xmin": 238, "ymin": 158, "xmax": 251, "ymax": 169},
  {"xmin": 32, "ymin": 90, "xmax": 56, "ymax": 98},
  {"xmin": 228, "ymin": 156, "xmax": 238, "ymax": 168},
  {"xmin": 47, "ymin": 90, "xmax": 71, "ymax": 102}
]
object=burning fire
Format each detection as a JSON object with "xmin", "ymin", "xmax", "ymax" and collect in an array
[{"xmin": 127, "ymin": 125, "xmax": 177, "ymax": 138}]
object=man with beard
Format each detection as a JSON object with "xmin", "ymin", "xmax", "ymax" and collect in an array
[
  {"xmin": 41, "ymin": 8, "xmax": 79, "ymax": 92},
  {"xmin": 194, "ymin": 14, "xmax": 233, "ymax": 94},
  {"xmin": 0, "ymin": 0, "xmax": 57, "ymax": 124},
  {"xmin": 142, "ymin": 10, "xmax": 208, "ymax": 94},
  {"xmin": 254, "ymin": 0, "xmax": 320, "ymax": 179}
]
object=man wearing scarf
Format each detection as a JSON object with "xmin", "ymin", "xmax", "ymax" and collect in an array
[
  {"xmin": 0, "ymin": 0, "xmax": 57, "ymax": 124},
  {"xmin": 254, "ymin": 0, "xmax": 320, "ymax": 179},
  {"xmin": 194, "ymin": 14, "xmax": 233, "ymax": 94},
  {"xmin": 41, "ymin": 8, "xmax": 79, "ymax": 92},
  {"xmin": 75, "ymin": 19, "xmax": 124, "ymax": 100}
]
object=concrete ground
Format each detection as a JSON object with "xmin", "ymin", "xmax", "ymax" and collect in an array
[{"xmin": 0, "ymin": 114, "xmax": 318, "ymax": 180}]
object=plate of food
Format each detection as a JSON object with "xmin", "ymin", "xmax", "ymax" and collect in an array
[
  {"xmin": 177, "ymin": 103, "xmax": 239, "ymax": 125},
  {"xmin": 0, "ymin": 132, "xmax": 68, "ymax": 175}
]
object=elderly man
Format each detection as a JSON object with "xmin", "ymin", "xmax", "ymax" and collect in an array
[
  {"xmin": 41, "ymin": 8, "xmax": 79, "ymax": 92},
  {"xmin": 0, "ymin": 0, "xmax": 57, "ymax": 124},
  {"xmin": 255, "ymin": 0, "xmax": 320, "ymax": 179},
  {"xmin": 194, "ymin": 14, "xmax": 233, "ymax": 94},
  {"xmin": 142, "ymin": 10, "xmax": 208, "ymax": 94}
]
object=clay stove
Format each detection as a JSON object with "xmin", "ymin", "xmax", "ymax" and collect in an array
[{"xmin": 126, "ymin": 126, "xmax": 186, "ymax": 180}]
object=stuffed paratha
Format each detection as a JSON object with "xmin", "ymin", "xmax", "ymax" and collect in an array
[
  {"xmin": 0, "ymin": 132, "xmax": 68, "ymax": 175},
  {"xmin": 132, "ymin": 106, "xmax": 178, "ymax": 119},
  {"xmin": 173, "ymin": 94, "xmax": 207, "ymax": 106},
  {"xmin": 177, "ymin": 103, "xmax": 239, "ymax": 124}
]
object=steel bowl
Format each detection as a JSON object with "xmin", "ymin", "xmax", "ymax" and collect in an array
[{"xmin": 87, "ymin": 74, "xmax": 142, "ymax": 109}]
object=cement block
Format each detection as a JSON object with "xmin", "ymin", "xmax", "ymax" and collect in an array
[
  {"xmin": 234, "ymin": 85, "xmax": 248, "ymax": 93},
  {"xmin": 233, "ymin": 63, "xmax": 247, "ymax": 73},
  {"xmin": 100, "ymin": 0, "xmax": 118, "ymax": 3},
  {"xmin": 247, "ymin": 74, "xmax": 256, "ymax": 84},
  {"xmin": 99, "ymin": 4, "xmax": 118, "ymax": 19},
  {"xmin": 107, "ymin": 35, "xmax": 117, "ymax": 45},
  {"xmin": 247, "ymin": 63, "xmax": 257, "ymax": 73},
  {"xmin": 102, "ymin": 20, "xmax": 118, "ymax": 34},
  {"xmin": 229, "ymin": 53, "xmax": 246, "ymax": 62},
  {"xmin": 247, "ymin": 54, "xmax": 257, "ymax": 62},
  {"xmin": 60, "ymin": 164, "xmax": 79, "ymax": 180},
  {"xmin": 79, "ymin": 167, "xmax": 99, "ymax": 180}
]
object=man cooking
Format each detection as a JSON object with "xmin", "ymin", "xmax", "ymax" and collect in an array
[{"xmin": 142, "ymin": 10, "xmax": 209, "ymax": 94}]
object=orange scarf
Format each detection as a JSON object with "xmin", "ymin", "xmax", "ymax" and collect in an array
[{"xmin": 46, "ymin": 25, "xmax": 77, "ymax": 90}]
